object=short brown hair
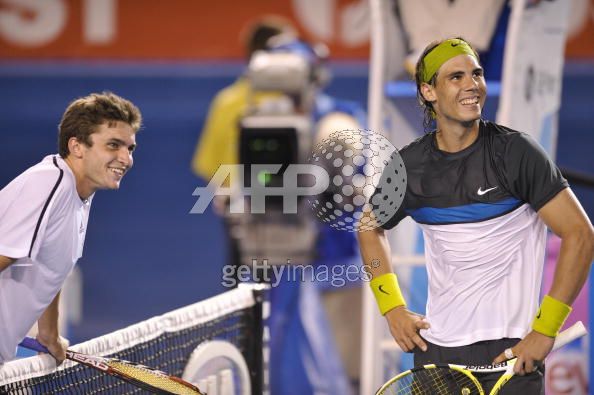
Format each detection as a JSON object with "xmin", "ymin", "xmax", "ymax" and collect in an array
[
  {"xmin": 58, "ymin": 92, "xmax": 142, "ymax": 157},
  {"xmin": 414, "ymin": 37, "xmax": 480, "ymax": 130}
]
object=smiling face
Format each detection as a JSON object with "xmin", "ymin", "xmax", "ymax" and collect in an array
[
  {"xmin": 420, "ymin": 54, "xmax": 487, "ymax": 128},
  {"xmin": 71, "ymin": 121, "xmax": 137, "ymax": 198}
]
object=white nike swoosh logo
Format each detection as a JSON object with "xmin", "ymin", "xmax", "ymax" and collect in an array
[{"xmin": 477, "ymin": 186, "xmax": 498, "ymax": 196}]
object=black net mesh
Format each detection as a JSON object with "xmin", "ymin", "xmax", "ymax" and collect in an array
[{"xmin": 0, "ymin": 286, "xmax": 265, "ymax": 395}]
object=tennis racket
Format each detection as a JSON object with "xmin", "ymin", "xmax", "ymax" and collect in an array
[
  {"xmin": 376, "ymin": 320, "xmax": 587, "ymax": 395},
  {"xmin": 19, "ymin": 337, "xmax": 205, "ymax": 395}
]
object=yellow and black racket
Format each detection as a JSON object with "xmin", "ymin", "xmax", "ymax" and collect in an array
[
  {"xmin": 376, "ymin": 321, "xmax": 587, "ymax": 395},
  {"xmin": 19, "ymin": 337, "xmax": 205, "ymax": 395}
]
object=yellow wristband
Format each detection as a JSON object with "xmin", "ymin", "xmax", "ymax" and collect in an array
[
  {"xmin": 370, "ymin": 273, "xmax": 406, "ymax": 315},
  {"xmin": 532, "ymin": 295, "xmax": 572, "ymax": 337}
]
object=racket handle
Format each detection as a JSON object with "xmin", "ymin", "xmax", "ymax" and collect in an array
[
  {"xmin": 552, "ymin": 321, "xmax": 588, "ymax": 351},
  {"xmin": 19, "ymin": 337, "xmax": 50, "ymax": 353}
]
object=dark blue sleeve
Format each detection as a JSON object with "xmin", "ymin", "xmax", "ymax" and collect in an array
[{"xmin": 504, "ymin": 132, "xmax": 568, "ymax": 211}]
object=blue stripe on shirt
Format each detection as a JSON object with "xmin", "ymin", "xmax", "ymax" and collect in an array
[{"xmin": 407, "ymin": 197, "xmax": 523, "ymax": 225}]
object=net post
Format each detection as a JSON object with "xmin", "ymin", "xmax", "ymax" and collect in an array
[{"xmin": 244, "ymin": 283, "xmax": 270, "ymax": 395}]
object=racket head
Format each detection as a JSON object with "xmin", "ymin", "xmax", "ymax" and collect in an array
[
  {"xmin": 20, "ymin": 337, "xmax": 204, "ymax": 394},
  {"xmin": 98, "ymin": 357, "xmax": 205, "ymax": 395},
  {"xmin": 375, "ymin": 364, "xmax": 484, "ymax": 395}
]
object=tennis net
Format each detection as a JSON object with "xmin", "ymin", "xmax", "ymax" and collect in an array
[{"xmin": 0, "ymin": 283, "xmax": 268, "ymax": 395}]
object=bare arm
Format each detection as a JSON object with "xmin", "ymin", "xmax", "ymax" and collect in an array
[
  {"xmin": 0, "ymin": 255, "xmax": 15, "ymax": 273},
  {"xmin": 358, "ymin": 227, "xmax": 429, "ymax": 352},
  {"xmin": 37, "ymin": 291, "xmax": 68, "ymax": 364},
  {"xmin": 358, "ymin": 227, "xmax": 393, "ymax": 278},
  {"xmin": 538, "ymin": 188, "xmax": 594, "ymax": 303},
  {"xmin": 494, "ymin": 188, "xmax": 594, "ymax": 373}
]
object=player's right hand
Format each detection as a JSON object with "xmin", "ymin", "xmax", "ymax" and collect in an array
[
  {"xmin": 385, "ymin": 306, "xmax": 430, "ymax": 353},
  {"xmin": 37, "ymin": 335, "xmax": 69, "ymax": 365}
]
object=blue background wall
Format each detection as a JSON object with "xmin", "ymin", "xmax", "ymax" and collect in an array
[{"xmin": 0, "ymin": 61, "xmax": 592, "ymax": 343}]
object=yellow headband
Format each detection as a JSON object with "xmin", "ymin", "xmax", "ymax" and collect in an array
[{"xmin": 422, "ymin": 38, "xmax": 478, "ymax": 83}]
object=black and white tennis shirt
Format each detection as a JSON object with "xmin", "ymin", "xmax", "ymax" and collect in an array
[
  {"xmin": 381, "ymin": 120, "xmax": 568, "ymax": 346},
  {"xmin": 0, "ymin": 155, "xmax": 92, "ymax": 362}
]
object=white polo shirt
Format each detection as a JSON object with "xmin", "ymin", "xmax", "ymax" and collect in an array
[{"xmin": 0, "ymin": 155, "xmax": 92, "ymax": 362}]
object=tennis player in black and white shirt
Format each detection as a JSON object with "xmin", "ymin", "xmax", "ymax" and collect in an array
[
  {"xmin": 0, "ymin": 92, "xmax": 141, "ymax": 364},
  {"xmin": 359, "ymin": 38, "xmax": 594, "ymax": 393}
]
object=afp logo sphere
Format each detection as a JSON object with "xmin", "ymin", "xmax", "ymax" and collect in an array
[{"xmin": 308, "ymin": 129, "xmax": 406, "ymax": 232}]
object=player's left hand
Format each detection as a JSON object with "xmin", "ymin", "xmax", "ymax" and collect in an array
[
  {"xmin": 492, "ymin": 330, "xmax": 555, "ymax": 375},
  {"xmin": 36, "ymin": 334, "xmax": 69, "ymax": 365}
]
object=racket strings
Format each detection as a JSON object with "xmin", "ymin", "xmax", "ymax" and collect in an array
[
  {"xmin": 379, "ymin": 367, "xmax": 483, "ymax": 395},
  {"xmin": 108, "ymin": 360, "xmax": 201, "ymax": 394}
]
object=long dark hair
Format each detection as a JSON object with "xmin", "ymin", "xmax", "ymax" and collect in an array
[{"xmin": 414, "ymin": 41, "xmax": 440, "ymax": 131}]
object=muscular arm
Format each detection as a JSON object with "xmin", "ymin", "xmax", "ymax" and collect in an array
[
  {"xmin": 0, "ymin": 255, "xmax": 15, "ymax": 273},
  {"xmin": 494, "ymin": 188, "xmax": 594, "ymax": 373},
  {"xmin": 37, "ymin": 291, "xmax": 68, "ymax": 363},
  {"xmin": 358, "ymin": 227, "xmax": 429, "ymax": 352},
  {"xmin": 538, "ymin": 188, "xmax": 594, "ymax": 303}
]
